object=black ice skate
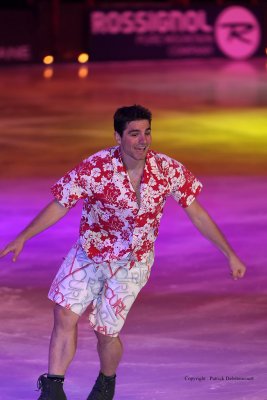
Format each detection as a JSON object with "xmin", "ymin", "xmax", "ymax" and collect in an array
[
  {"xmin": 37, "ymin": 374, "xmax": 67, "ymax": 400},
  {"xmin": 87, "ymin": 372, "xmax": 116, "ymax": 400}
]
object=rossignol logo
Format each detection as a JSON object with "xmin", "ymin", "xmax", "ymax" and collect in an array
[
  {"xmin": 91, "ymin": 10, "xmax": 213, "ymax": 34},
  {"xmin": 215, "ymin": 6, "xmax": 261, "ymax": 60}
]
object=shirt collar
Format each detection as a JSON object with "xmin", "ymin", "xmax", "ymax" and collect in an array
[{"xmin": 112, "ymin": 146, "xmax": 126, "ymax": 174}]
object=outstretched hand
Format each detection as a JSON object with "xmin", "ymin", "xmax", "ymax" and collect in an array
[
  {"xmin": 229, "ymin": 254, "xmax": 246, "ymax": 280},
  {"xmin": 0, "ymin": 237, "xmax": 25, "ymax": 262}
]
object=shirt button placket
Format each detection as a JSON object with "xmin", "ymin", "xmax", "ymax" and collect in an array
[{"xmin": 131, "ymin": 213, "xmax": 138, "ymax": 260}]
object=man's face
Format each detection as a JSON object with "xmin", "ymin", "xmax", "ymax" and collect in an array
[{"xmin": 115, "ymin": 119, "xmax": 152, "ymax": 162}]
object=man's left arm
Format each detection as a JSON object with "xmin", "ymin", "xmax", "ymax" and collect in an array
[{"xmin": 184, "ymin": 199, "xmax": 246, "ymax": 280}]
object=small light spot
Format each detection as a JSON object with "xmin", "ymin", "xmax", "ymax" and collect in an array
[
  {"xmin": 43, "ymin": 55, "xmax": 54, "ymax": 65},
  {"xmin": 43, "ymin": 67, "xmax": 53, "ymax": 79},
  {"xmin": 78, "ymin": 53, "xmax": 89, "ymax": 64},
  {"xmin": 78, "ymin": 66, "xmax": 89, "ymax": 78}
]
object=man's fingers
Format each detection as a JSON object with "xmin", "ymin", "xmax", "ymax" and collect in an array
[
  {"xmin": 12, "ymin": 249, "xmax": 21, "ymax": 262},
  {"xmin": 12, "ymin": 252, "xmax": 17, "ymax": 262},
  {"xmin": 238, "ymin": 268, "xmax": 246, "ymax": 278},
  {"xmin": 0, "ymin": 244, "xmax": 21, "ymax": 261},
  {"xmin": 231, "ymin": 269, "xmax": 245, "ymax": 280},
  {"xmin": 0, "ymin": 247, "xmax": 12, "ymax": 258}
]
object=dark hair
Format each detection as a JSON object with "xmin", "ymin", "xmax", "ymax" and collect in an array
[{"xmin": 114, "ymin": 104, "xmax": 152, "ymax": 137}]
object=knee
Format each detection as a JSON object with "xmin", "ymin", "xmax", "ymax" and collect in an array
[
  {"xmin": 53, "ymin": 304, "xmax": 79, "ymax": 331},
  {"xmin": 95, "ymin": 331, "xmax": 121, "ymax": 347}
]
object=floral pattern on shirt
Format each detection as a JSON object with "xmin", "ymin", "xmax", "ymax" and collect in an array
[{"xmin": 51, "ymin": 146, "xmax": 202, "ymax": 263}]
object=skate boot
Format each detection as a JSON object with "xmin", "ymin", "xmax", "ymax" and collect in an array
[
  {"xmin": 87, "ymin": 372, "xmax": 116, "ymax": 400},
  {"xmin": 37, "ymin": 374, "xmax": 67, "ymax": 400}
]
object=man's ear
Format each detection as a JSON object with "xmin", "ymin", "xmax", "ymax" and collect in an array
[{"xmin": 114, "ymin": 131, "xmax": 121, "ymax": 145}]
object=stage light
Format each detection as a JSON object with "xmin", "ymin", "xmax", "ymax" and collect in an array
[
  {"xmin": 43, "ymin": 55, "xmax": 54, "ymax": 65},
  {"xmin": 78, "ymin": 53, "xmax": 89, "ymax": 63},
  {"xmin": 78, "ymin": 66, "xmax": 89, "ymax": 78},
  {"xmin": 43, "ymin": 67, "xmax": 54, "ymax": 79}
]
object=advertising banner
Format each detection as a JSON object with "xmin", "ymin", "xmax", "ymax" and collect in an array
[{"xmin": 88, "ymin": 5, "xmax": 265, "ymax": 61}]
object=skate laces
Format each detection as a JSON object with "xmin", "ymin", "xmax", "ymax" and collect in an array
[
  {"xmin": 36, "ymin": 374, "xmax": 50, "ymax": 398},
  {"xmin": 94, "ymin": 374, "xmax": 115, "ymax": 399},
  {"xmin": 37, "ymin": 374, "xmax": 45, "ymax": 390}
]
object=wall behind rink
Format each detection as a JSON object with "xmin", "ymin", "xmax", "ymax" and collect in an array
[
  {"xmin": 0, "ymin": 3, "xmax": 266, "ymax": 64},
  {"xmin": 89, "ymin": 5, "xmax": 266, "ymax": 61},
  {"xmin": 0, "ymin": 9, "xmax": 35, "ymax": 63}
]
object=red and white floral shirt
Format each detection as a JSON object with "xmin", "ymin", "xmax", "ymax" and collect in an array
[{"xmin": 51, "ymin": 146, "xmax": 202, "ymax": 264}]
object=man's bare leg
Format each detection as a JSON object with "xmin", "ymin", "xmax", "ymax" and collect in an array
[
  {"xmin": 48, "ymin": 304, "xmax": 80, "ymax": 375},
  {"xmin": 95, "ymin": 331, "xmax": 123, "ymax": 376},
  {"xmin": 48, "ymin": 306, "xmax": 123, "ymax": 376}
]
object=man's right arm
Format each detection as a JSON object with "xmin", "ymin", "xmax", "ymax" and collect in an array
[{"xmin": 0, "ymin": 200, "xmax": 69, "ymax": 262}]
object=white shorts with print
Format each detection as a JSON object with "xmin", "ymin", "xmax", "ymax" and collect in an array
[{"xmin": 48, "ymin": 241, "xmax": 154, "ymax": 337}]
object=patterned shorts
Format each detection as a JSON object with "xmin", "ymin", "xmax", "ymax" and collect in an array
[{"xmin": 48, "ymin": 242, "xmax": 154, "ymax": 337}]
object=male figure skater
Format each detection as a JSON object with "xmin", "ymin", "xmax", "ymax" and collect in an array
[{"xmin": 0, "ymin": 105, "xmax": 246, "ymax": 400}]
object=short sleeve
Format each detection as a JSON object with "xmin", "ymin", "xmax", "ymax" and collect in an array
[
  {"xmin": 169, "ymin": 159, "xmax": 203, "ymax": 208},
  {"xmin": 51, "ymin": 161, "xmax": 89, "ymax": 208}
]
